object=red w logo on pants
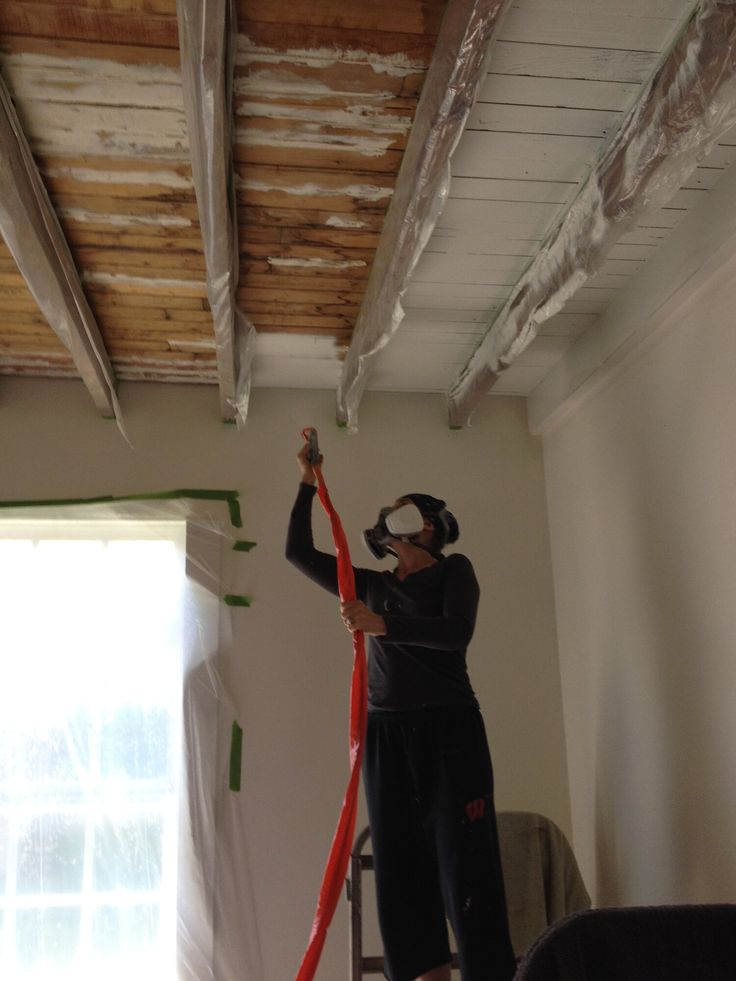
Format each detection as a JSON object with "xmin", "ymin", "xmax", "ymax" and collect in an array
[{"xmin": 465, "ymin": 798, "xmax": 486, "ymax": 822}]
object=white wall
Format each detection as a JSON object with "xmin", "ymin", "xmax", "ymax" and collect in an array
[
  {"xmin": 0, "ymin": 382, "xmax": 567, "ymax": 980},
  {"xmin": 541, "ymin": 231, "xmax": 736, "ymax": 906}
]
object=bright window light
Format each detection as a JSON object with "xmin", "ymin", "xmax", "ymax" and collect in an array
[{"xmin": 0, "ymin": 520, "xmax": 187, "ymax": 981}]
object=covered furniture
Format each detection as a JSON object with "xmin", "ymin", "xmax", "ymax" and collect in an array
[{"xmin": 498, "ymin": 811, "xmax": 591, "ymax": 957}]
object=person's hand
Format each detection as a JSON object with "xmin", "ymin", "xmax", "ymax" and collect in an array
[
  {"xmin": 341, "ymin": 600, "xmax": 386, "ymax": 636},
  {"xmin": 297, "ymin": 432, "xmax": 322, "ymax": 485}
]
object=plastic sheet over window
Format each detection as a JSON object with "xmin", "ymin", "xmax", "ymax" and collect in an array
[{"xmin": 0, "ymin": 494, "xmax": 262, "ymax": 981}]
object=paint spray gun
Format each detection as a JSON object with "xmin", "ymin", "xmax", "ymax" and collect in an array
[{"xmin": 302, "ymin": 427, "xmax": 322, "ymax": 468}]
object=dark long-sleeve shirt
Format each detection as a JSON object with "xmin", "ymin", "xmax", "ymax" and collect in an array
[{"xmin": 286, "ymin": 482, "xmax": 480, "ymax": 711}]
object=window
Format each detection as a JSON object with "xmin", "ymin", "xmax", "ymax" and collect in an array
[{"xmin": 0, "ymin": 519, "xmax": 187, "ymax": 981}]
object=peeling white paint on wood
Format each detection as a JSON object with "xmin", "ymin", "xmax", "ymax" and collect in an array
[
  {"xmin": 326, "ymin": 215, "xmax": 369, "ymax": 228},
  {"xmin": 0, "ymin": 52, "xmax": 187, "ymax": 159},
  {"xmin": 237, "ymin": 101, "xmax": 411, "ymax": 136},
  {"xmin": 167, "ymin": 338, "xmax": 217, "ymax": 351},
  {"xmin": 16, "ymin": 102, "xmax": 188, "ymax": 158},
  {"xmin": 0, "ymin": 52, "xmax": 183, "ymax": 109},
  {"xmin": 267, "ymin": 257, "xmax": 367, "ymax": 269},
  {"xmin": 59, "ymin": 208, "xmax": 192, "ymax": 227},
  {"xmin": 236, "ymin": 125, "xmax": 396, "ymax": 158},
  {"xmin": 236, "ymin": 69, "xmax": 398, "ymax": 104},
  {"xmin": 82, "ymin": 271, "xmax": 205, "ymax": 290},
  {"xmin": 237, "ymin": 38, "xmax": 425, "ymax": 77},
  {"xmin": 238, "ymin": 177, "xmax": 392, "ymax": 202},
  {"xmin": 43, "ymin": 166, "xmax": 194, "ymax": 190}
]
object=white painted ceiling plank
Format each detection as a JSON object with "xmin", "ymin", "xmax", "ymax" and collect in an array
[
  {"xmin": 489, "ymin": 41, "xmax": 659, "ymax": 83},
  {"xmin": 497, "ymin": 3, "xmax": 692, "ymax": 50},
  {"xmin": 466, "ymin": 103, "xmax": 623, "ymax": 139},
  {"xmin": 479, "ymin": 75, "xmax": 643, "ymax": 111}
]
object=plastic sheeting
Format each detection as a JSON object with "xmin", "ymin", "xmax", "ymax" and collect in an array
[
  {"xmin": 0, "ymin": 74, "xmax": 121, "ymax": 424},
  {"xmin": 335, "ymin": 0, "xmax": 514, "ymax": 433},
  {"xmin": 448, "ymin": 0, "xmax": 736, "ymax": 428},
  {"xmin": 177, "ymin": 0, "xmax": 257, "ymax": 426},
  {"xmin": 0, "ymin": 493, "xmax": 262, "ymax": 981}
]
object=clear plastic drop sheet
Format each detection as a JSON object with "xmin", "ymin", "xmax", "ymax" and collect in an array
[
  {"xmin": 176, "ymin": 0, "xmax": 257, "ymax": 426},
  {"xmin": 0, "ymin": 495, "xmax": 262, "ymax": 981},
  {"xmin": 448, "ymin": 0, "xmax": 736, "ymax": 426},
  {"xmin": 336, "ymin": 0, "xmax": 514, "ymax": 432}
]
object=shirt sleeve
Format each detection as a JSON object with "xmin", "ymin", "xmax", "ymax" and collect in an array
[
  {"xmin": 285, "ymin": 481, "xmax": 369, "ymax": 600},
  {"xmin": 285, "ymin": 482, "xmax": 340, "ymax": 596},
  {"xmin": 381, "ymin": 553, "xmax": 480, "ymax": 650}
]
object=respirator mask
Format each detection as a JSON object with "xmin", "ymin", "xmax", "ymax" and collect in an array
[{"xmin": 362, "ymin": 503, "xmax": 425, "ymax": 559}]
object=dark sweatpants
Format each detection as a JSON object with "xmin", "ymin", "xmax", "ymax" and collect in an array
[{"xmin": 364, "ymin": 705, "xmax": 517, "ymax": 981}]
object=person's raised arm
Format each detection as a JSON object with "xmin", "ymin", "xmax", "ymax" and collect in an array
[{"xmin": 285, "ymin": 438, "xmax": 340, "ymax": 595}]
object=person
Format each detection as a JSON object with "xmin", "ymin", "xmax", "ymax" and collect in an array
[{"xmin": 286, "ymin": 439, "xmax": 517, "ymax": 981}]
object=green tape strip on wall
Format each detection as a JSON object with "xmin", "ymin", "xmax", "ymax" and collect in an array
[
  {"xmin": 0, "ymin": 488, "xmax": 243, "ymax": 528},
  {"xmin": 0, "ymin": 489, "xmax": 255, "ymax": 606},
  {"xmin": 229, "ymin": 721, "xmax": 243, "ymax": 792}
]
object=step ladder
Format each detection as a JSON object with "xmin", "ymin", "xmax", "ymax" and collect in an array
[{"xmin": 345, "ymin": 826, "xmax": 459, "ymax": 980}]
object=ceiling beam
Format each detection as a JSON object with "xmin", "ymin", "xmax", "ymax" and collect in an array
[
  {"xmin": 448, "ymin": 0, "xmax": 736, "ymax": 428},
  {"xmin": 177, "ymin": 0, "xmax": 256, "ymax": 425},
  {"xmin": 335, "ymin": 0, "xmax": 514, "ymax": 432},
  {"xmin": 0, "ymin": 76, "xmax": 120, "ymax": 419}
]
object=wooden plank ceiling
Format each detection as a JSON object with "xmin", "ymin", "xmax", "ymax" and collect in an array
[
  {"xmin": 0, "ymin": 0, "xmax": 734, "ymax": 411},
  {"xmin": 0, "ymin": 0, "xmax": 444, "ymax": 385}
]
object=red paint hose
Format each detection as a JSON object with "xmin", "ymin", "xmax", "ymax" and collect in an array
[{"xmin": 294, "ymin": 434, "xmax": 368, "ymax": 981}]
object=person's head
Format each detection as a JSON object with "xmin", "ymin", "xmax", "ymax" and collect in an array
[
  {"xmin": 362, "ymin": 494, "xmax": 459, "ymax": 559},
  {"xmin": 400, "ymin": 493, "xmax": 459, "ymax": 556}
]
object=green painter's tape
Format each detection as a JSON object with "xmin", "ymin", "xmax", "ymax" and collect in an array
[
  {"xmin": 0, "ymin": 489, "xmax": 243, "ymax": 528},
  {"xmin": 229, "ymin": 722, "xmax": 243, "ymax": 792},
  {"xmin": 232, "ymin": 540, "xmax": 257, "ymax": 552},
  {"xmin": 223, "ymin": 594, "xmax": 252, "ymax": 607}
]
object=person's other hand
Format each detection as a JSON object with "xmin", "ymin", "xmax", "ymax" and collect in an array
[{"xmin": 340, "ymin": 600, "xmax": 386, "ymax": 636}]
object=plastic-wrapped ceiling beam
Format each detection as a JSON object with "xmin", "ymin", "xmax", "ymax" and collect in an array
[
  {"xmin": 448, "ymin": 0, "xmax": 736, "ymax": 428},
  {"xmin": 0, "ymin": 75, "xmax": 120, "ymax": 421},
  {"xmin": 335, "ymin": 0, "xmax": 514, "ymax": 433},
  {"xmin": 177, "ymin": 0, "xmax": 256, "ymax": 426}
]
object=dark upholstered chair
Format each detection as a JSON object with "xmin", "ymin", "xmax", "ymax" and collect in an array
[{"xmin": 513, "ymin": 904, "xmax": 736, "ymax": 981}]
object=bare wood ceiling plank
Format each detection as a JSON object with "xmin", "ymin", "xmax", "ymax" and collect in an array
[
  {"xmin": 0, "ymin": 34, "xmax": 180, "ymax": 67},
  {"xmin": 239, "ymin": 272, "xmax": 369, "ymax": 293},
  {"xmin": 234, "ymin": 140, "xmax": 403, "ymax": 174},
  {"xmin": 241, "ymin": 206, "xmax": 387, "ymax": 231},
  {"xmin": 239, "ymin": 20, "xmax": 437, "ymax": 63},
  {"xmin": 236, "ymin": 0, "xmax": 446, "ymax": 35},
  {"xmin": 0, "ymin": 3, "xmax": 178, "ymax": 48},
  {"xmin": 448, "ymin": 0, "xmax": 736, "ymax": 426}
]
